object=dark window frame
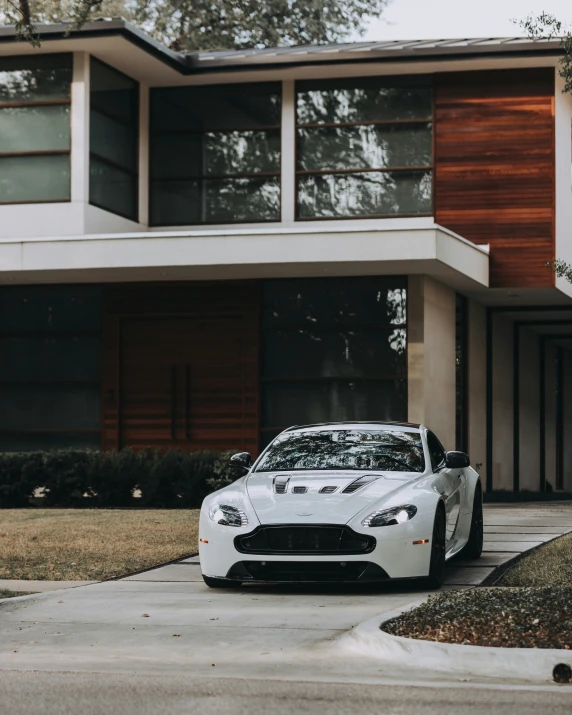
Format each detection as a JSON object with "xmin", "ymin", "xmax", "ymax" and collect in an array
[
  {"xmin": 89, "ymin": 56, "xmax": 139, "ymax": 221},
  {"xmin": 149, "ymin": 82, "xmax": 282, "ymax": 227},
  {"xmin": 294, "ymin": 76, "xmax": 434, "ymax": 221},
  {"xmin": 0, "ymin": 284, "xmax": 103, "ymax": 450},
  {"xmin": 0, "ymin": 53, "xmax": 72, "ymax": 205}
]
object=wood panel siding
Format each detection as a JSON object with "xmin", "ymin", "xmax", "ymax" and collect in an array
[
  {"xmin": 434, "ymin": 68, "xmax": 555, "ymax": 287},
  {"xmin": 102, "ymin": 282, "xmax": 260, "ymax": 455}
]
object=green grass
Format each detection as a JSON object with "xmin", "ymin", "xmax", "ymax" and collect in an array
[
  {"xmin": 0, "ymin": 509, "xmax": 200, "ymax": 581},
  {"xmin": 496, "ymin": 532, "xmax": 572, "ymax": 586}
]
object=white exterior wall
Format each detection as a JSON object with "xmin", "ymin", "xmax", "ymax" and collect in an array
[
  {"xmin": 407, "ymin": 276, "xmax": 456, "ymax": 449},
  {"xmin": 467, "ymin": 299, "xmax": 486, "ymax": 479},
  {"xmin": 492, "ymin": 314, "xmax": 513, "ymax": 491},
  {"xmin": 545, "ymin": 342, "xmax": 558, "ymax": 491},
  {"xmin": 518, "ymin": 327, "xmax": 540, "ymax": 492},
  {"xmin": 555, "ymin": 70, "xmax": 572, "ymax": 300},
  {"xmin": 563, "ymin": 349, "xmax": 572, "ymax": 491}
]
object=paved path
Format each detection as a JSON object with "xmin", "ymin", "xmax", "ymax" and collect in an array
[
  {"xmin": 0, "ymin": 502, "xmax": 571, "ymax": 714},
  {"xmin": 0, "ymin": 580, "xmax": 96, "ymax": 593}
]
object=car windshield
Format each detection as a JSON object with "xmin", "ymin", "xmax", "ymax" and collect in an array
[{"xmin": 255, "ymin": 429, "xmax": 425, "ymax": 473}]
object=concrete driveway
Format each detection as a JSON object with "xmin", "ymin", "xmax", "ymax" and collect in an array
[{"xmin": 0, "ymin": 502, "xmax": 572, "ymax": 713}]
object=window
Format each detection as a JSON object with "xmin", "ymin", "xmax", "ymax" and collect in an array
[
  {"xmin": 90, "ymin": 58, "xmax": 138, "ymax": 220},
  {"xmin": 295, "ymin": 77, "xmax": 432, "ymax": 219},
  {"xmin": 261, "ymin": 277, "xmax": 407, "ymax": 447},
  {"xmin": 150, "ymin": 83, "xmax": 281, "ymax": 225},
  {"xmin": 0, "ymin": 54, "xmax": 72, "ymax": 203},
  {"xmin": 0, "ymin": 285, "xmax": 102, "ymax": 451},
  {"xmin": 256, "ymin": 429, "xmax": 425, "ymax": 472},
  {"xmin": 427, "ymin": 431, "xmax": 446, "ymax": 471}
]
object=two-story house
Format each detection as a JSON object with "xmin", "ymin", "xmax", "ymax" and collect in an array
[{"xmin": 1, "ymin": 20, "xmax": 571, "ymax": 494}]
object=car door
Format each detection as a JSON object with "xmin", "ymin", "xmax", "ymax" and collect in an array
[{"xmin": 426, "ymin": 431, "xmax": 463, "ymax": 547}]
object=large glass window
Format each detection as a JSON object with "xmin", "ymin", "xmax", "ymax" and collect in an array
[
  {"xmin": 0, "ymin": 54, "xmax": 72, "ymax": 203},
  {"xmin": 90, "ymin": 58, "xmax": 138, "ymax": 220},
  {"xmin": 0, "ymin": 285, "xmax": 102, "ymax": 451},
  {"xmin": 150, "ymin": 83, "xmax": 281, "ymax": 225},
  {"xmin": 261, "ymin": 277, "xmax": 407, "ymax": 446},
  {"xmin": 296, "ymin": 77, "xmax": 432, "ymax": 219}
]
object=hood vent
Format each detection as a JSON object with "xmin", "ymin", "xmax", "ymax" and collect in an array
[
  {"xmin": 273, "ymin": 475, "xmax": 291, "ymax": 494},
  {"xmin": 319, "ymin": 486, "xmax": 338, "ymax": 494},
  {"xmin": 292, "ymin": 486, "xmax": 308, "ymax": 494},
  {"xmin": 342, "ymin": 476, "xmax": 378, "ymax": 494}
]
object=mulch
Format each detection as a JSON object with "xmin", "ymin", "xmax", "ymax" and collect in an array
[{"xmin": 382, "ymin": 586, "xmax": 572, "ymax": 649}]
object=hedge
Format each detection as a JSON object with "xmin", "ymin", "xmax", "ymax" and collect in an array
[{"xmin": 0, "ymin": 449, "xmax": 237, "ymax": 508}]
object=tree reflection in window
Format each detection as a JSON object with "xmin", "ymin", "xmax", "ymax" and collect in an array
[
  {"xmin": 150, "ymin": 83, "xmax": 281, "ymax": 225},
  {"xmin": 261, "ymin": 278, "xmax": 408, "ymax": 446},
  {"xmin": 296, "ymin": 76, "xmax": 432, "ymax": 219},
  {"xmin": 256, "ymin": 429, "xmax": 425, "ymax": 472}
]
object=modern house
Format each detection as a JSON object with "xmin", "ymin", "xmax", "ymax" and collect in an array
[{"xmin": 1, "ymin": 20, "xmax": 571, "ymax": 493}]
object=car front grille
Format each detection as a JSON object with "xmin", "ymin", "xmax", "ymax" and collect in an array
[
  {"xmin": 234, "ymin": 524, "xmax": 376, "ymax": 555},
  {"xmin": 226, "ymin": 560, "xmax": 389, "ymax": 582}
]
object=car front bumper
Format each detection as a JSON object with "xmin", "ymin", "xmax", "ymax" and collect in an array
[{"xmin": 199, "ymin": 516, "xmax": 433, "ymax": 582}]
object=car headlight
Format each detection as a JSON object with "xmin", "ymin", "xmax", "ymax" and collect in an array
[
  {"xmin": 362, "ymin": 504, "xmax": 417, "ymax": 527},
  {"xmin": 209, "ymin": 504, "xmax": 248, "ymax": 527}
]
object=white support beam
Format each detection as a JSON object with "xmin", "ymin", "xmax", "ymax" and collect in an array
[
  {"xmin": 138, "ymin": 83, "xmax": 150, "ymax": 226},
  {"xmin": 71, "ymin": 52, "xmax": 90, "ymax": 206},
  {"xmin": 280, "ymin": 80, "xmax": 296, "ymax": 225}
]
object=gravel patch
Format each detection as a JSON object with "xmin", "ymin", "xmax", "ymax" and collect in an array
[{"xmin": 382, "ymin": 586, "xmax": 572, "ymax": 649}]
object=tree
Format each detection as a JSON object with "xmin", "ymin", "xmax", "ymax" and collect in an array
[
  {"xmin": 521, "ymin": 12, "xmax": 572, "ymax": 94},
  {"xmin": 1, "ymin": 0, "xmax": 391, "ymax": 51}
]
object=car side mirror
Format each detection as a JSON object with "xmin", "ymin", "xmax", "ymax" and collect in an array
[
  {"xmin": 229, "ymin": 452, "xmax": 253, "ymax": 475},
  {"xmin": 445, "ymin": 451, "xmax": 470, "ymax": 469}
]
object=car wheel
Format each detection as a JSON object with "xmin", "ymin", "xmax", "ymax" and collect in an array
[
  {"xmin": 202, "ymin": 575, "xmax": 241, "ymax": 589},
  {"xmin": 423, "ymin": 506, "xmax": 446, "ymax": 589},
  {"xmin": 461, "ymin": 483, "xmax": 484, "ymax": 560}
]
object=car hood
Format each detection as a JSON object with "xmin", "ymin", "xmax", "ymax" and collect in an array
[{"xmin": 246, "ymin": 470, "xmax": 417, "ymax": 525}]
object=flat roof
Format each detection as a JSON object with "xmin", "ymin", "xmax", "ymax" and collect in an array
[{"xmin": 0, "ymin": 19, "xmax": 564, "ymax": 75}]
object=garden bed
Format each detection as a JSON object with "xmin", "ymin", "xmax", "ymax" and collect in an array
[
  {"xmin": 0, "ymin": 509, "xmax": 199, "ymax": 581},
  {"xmin": 383, "ymin": 533, "xmax": 572, "ymax": 649},
  {"xmin": 382, "ymin": 586, "xmax": 572, "ymax": 649}
]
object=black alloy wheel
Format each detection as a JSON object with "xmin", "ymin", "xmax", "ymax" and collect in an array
[
  {"xmin": 202, "ymin": 575, "xmax": 241, "ymax": 589},
  {"xmin": 424, "ymin": 507, "xmax": 446, "ymax": 589},
  {"xmin": 462, "ymin": 483, "xmax": 484, "ymax": 559}
]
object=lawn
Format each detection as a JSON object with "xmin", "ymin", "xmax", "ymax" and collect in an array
[
  {"xmin": 382, "ymin": 533, "xmax": 572, "ymax": 649},
  {"xmin": 0, "ymin": 509, "xmax": 200, "ymax": 581},
  {"xmin": 495, "ymin": 532, "xmax": 572, "ymax": 587}
]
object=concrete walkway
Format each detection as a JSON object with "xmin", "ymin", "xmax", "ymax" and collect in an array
[
  {"xmin": 0, "ymin": 580, "xmax": 96, "ymax": 593},
  {"xmin": 0, "ymin": 502, "xmax": 570, "ymax": 683}
]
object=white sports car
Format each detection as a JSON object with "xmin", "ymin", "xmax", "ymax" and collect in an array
[{"xmin": 199, "ymin": 422, "xmax": 483, "ymax": 589}]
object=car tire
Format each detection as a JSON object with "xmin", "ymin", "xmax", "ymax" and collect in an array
[
  {"xmin": 460, "ymin": 483, "xmax": 484, "ymax": 560},
  {"xmin": 422, "ymin": 506, "xmax": 446, "ymax": 589},
  {"xmin": 202, "ymin": 575, "xmax": 241, "ymax": 589}
]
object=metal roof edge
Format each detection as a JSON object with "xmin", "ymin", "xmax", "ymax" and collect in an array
[{"xmin": 0, "ymin": 22, "xmax": 564, "ymax": 75}]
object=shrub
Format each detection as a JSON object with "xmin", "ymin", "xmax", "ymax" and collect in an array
[
  {"xmin": 0, "ymin": 447, "xmax": 242, "ymax": 508},
  {"xmin": 0, "ymin": 451, "xmax": 44, "ymax": 508}
]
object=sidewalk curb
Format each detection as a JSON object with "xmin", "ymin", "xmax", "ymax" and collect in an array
[{"xmin": 337, "ymin": 603, "xmax": 572, "ymax": 684}]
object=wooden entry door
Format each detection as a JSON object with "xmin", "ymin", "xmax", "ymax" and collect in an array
[{"xmin": 119, "ymin": 315, "xmax": 249, "ymax": 452}]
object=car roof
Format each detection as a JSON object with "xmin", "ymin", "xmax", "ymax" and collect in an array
[{"xmin": 283, "ymin": 421, "xmax": 422, "ymax": 434}]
